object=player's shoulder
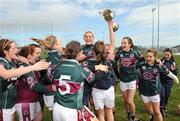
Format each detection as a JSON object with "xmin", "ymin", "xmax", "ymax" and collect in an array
[
  {"xmin": 0, "ymin": 57, "xmax": 10, "ymax": 68},
  {"xmin": 81, "ymin": 45, "xmax": 85, "ymax": 49}
]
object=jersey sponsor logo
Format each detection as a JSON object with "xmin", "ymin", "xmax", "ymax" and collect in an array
[
  {"xmin": 55, "ymin": 75, "xmax": 81, "ymax": 95},
  {"xmin": 84, "ymin": 50, "xmax": 96, "ymax": 60},
  {"xmin": 130, "ymin": 53, "xmax": 134, "ymax": 58},
  {"xmin": 143, "ymin": 72, "xmax": 157, "ymax": 80},
  {"xmin": 120, "ymin": 58, "xmax": 135, "ymax": 67},
  {"xmin": 143, "ymin": 72, "xmax": 154, "ymax": 80},
  {"xmin": 6, "ymin": 76, "xmax": 18, "ymax": 90}
]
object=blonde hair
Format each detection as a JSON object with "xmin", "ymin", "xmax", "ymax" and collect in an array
[{"xmin": 146, "ymin": 48, "xmax": 158, "ymax": 57}]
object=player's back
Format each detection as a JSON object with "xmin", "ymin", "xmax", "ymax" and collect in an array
[{"xmin": 53, "ymin": 59, "xmax": 85, "ymax": 109}]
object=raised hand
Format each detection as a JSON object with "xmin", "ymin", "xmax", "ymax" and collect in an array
[
  {"xmin": 95, "ymin": 63, "xmax": 109, "ymax": 73},
  {"xmin": 32, "ymin": 60, "xmax": 49, "ymax": 71}
]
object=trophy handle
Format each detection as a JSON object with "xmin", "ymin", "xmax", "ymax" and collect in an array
[
  {"xmin": 99, "ymin": 11, "xmax": 103, "ymax": 16},
  {"xmin": 111, "ymin": 11, "xmax": 115, "ymax": 18},
  {"xmin": 112, "ymin": 22, "xmax": 119, "ymax": 32}
]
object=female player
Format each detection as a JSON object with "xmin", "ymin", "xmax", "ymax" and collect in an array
[
  {"xmin": 52, "ymin": 40, "xmax": 96, "ymax": 121},
  {"xmin": 91, "ymin": 20, "xmax": 115, "ymax": 121},
  {"xmin": 15, "ymin": 44, "xmax": 56, "ymax": 121},
  {"xmin": 137, "ymin": 48, "xmax": 179, "ymax": 121},
  {"xmin": 0, "ymin": 39, "xmax": 49, "ymax": 121},
  {"xmin": 115, "ymin": 37, "xmax": 142, "ymax": 121},
  {"xmin": 160, "ymin": 48, "xmax": 178, "ymax": 116},
  {"xmin": 81, "ymin": 31, "xmax": 96, "ymax": 106}
]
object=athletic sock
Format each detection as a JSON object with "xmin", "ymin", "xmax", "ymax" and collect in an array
[
  {"xmin": 130, "ymin": 112, "xmax": 135, "ymax": 121},
  {"xmin": 150, "ymin": 112, "xmax": 154, "ymax": 121},
  {"xmin": 127, "ymin": 111, "xmax": 131, "ymax": 121}
]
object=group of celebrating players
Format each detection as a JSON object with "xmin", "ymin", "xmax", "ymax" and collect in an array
[{"xmin": 0, "ymin": 20, "xmax": 179, "ymax": 121}]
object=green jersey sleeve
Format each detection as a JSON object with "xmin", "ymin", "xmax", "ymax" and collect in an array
[{"xmin": 80, "ymin": 67, "xmax": 95, "ymax": 83}]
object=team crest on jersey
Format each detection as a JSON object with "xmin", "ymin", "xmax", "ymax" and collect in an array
[
  {"xmin": 142, "ymin": 66, "xmax": 146, "ymax": 70},
  {"xmin": 121, "ymin": 58, "xmax": 132, "ymax": 67},
  {"xmin": 88, "ymin": 51, "xmax": 93, "ymax": 55},
  {"xmin": 120, "ymin": 54, "xmax": 123, "ymax": 57},
  {"xmin": 153, "ymin": 68, "xmax": 158, "ymax": 73},
  {"xmin": 130, "ymin": 53, "xmax": 134, "ymax": 58}
]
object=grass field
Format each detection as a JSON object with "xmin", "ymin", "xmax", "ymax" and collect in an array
[{"xmin": 15, "ymin": 55, "xmax": 180, "ymax": 121}]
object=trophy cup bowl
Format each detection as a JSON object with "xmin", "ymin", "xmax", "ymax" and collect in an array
[
  {"xmin": 99, "ymin": 9, "xmax": 119, "ymax": 32},
  {"xmin": 99, "ymin": 9, "xmax": 115, "ymax": 22}
]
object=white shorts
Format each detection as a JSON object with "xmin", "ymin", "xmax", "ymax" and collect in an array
[
  {"xmin": 15, "ymin": 102, "xmax": 41, "ymax": 121},
  {"xmin": 92, "ymin": 86, "xmax": 115, "ymax": 110},
  {"xmin": 43, "ymin": 95, "xmax": 54, "ymax": 111},
  {"xmin": 120, "ymin": 81, "xmax": 136, "ymax": 91},
  {"xmin": 141, "ymin": 94, "xmax": 160, "ymax": 103},
  {"xmin": 2, "ymin": 106, "xmax": 16, "ymax": 121},
  {"xmin": 53, "ymin": 103, "xmax": 77, "ymax": 121}
]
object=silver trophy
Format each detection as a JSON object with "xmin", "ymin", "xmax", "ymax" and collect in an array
[{"xmin": 99, "ymin": 9, "xmax": 119, "ymax": 32}]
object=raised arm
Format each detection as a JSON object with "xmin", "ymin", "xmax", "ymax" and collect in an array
[
  {"xmin": 107, "ymin": 21, "xmax": 115, "ymax": 55},
  {"xmin": 0, "ymin": 60, "xmax": 49, "ymax": 80}
]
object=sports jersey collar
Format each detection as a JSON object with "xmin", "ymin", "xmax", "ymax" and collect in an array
[
  {"xmin": 0, "ymin": 57, "xmax": 13, "ymax": 64},
  {"xmin": 145, "ymin": 61, "xmax": 154, "ymax": 67},
  {"xmin": 122, "ymin": 49, "xmax": 132, "ymax": 53},
  {"xmin": 85, "ymin": 44, "xmax": 94, "ymax": 47},
  {"xmin": 64, "ymin": 59, "xmax": 80, "ymax": 64},
  {"xmin": 0, "ymin": 57, "xmax": 8, "ymax": 63}
]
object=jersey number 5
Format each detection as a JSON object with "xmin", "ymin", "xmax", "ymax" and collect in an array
[{"xmin": 58, "ymin": 75, "xmax": 71, "ymax": 95}]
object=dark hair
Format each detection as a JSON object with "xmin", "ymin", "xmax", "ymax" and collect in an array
[
  {"xmin": 65, "ymin": 41, "xmax": 81, "ymax": 59},
  {"xmin": 146, "ymin": 48, "xmax": 158, "ymax": 57},
  {"xmin": 0, "ymin": 39, "xmax": 14, "ymax": 57},
  {"xmin": 83, "ymin": 31, "xmax": 94, "ymax": 39},
  {"xmin": 163, "ymin": 48, "xmax": 175, "ymax": 61},
  {"xmin": 94, "ymin": 41, "xmax": 106, "ymax": 62},
  {"xmin": 122, "ymin": 36, "xmax": 134, "ymax": 48},
  {"xmin": 18, "ymin": 44, "xmax": 41, "ymax": 58}
]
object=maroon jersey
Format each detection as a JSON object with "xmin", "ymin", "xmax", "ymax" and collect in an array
[{"xmin": 17, "ymin": 63, "xmax": 51, "ymax": 103}]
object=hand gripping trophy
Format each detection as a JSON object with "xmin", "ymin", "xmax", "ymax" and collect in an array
[{"xmin": 99, "ymin": 9, "xmax": 119, "ymax": 32}]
